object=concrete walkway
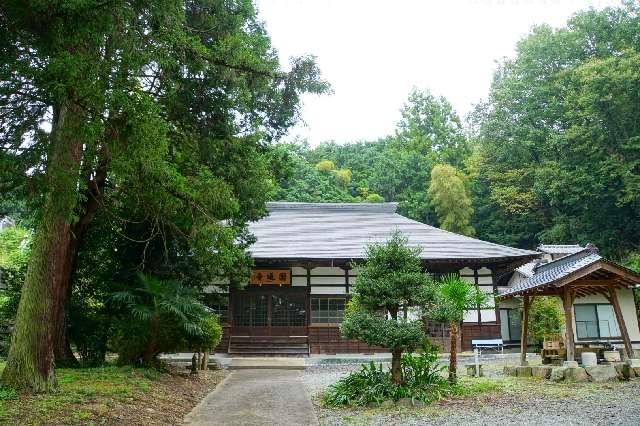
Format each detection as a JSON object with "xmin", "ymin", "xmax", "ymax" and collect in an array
[{"xmin": 184, "ymin": 369, "xmax": 318, "ymax": 426}]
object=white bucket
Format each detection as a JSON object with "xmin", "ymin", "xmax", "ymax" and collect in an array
[{"xmin": 581, "ymin": 352, "xmax": 597, "ymax": 367}]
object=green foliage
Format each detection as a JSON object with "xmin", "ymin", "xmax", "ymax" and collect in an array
[
  {"xmin": 341, "ymin": 232, "xmax": 434, "ymax": 384},
  {"xmin": 400, "ymin": 341, "xmax": 447, "ymax": 394},
  {"xmin": 428, "ymin": 164, "xmax": 474, "ymax": 236},
  {"xmin": 1, "ymin": 0, "xmax": 328, "ymax": 390},
  {"xmin": 315, "ymin": 160, "xmax": 336, "ymax": 172},
  {"xmin": 322, "ymin": 362, "xmax": 394, "ymax": 407},
  {"xmin": 429, "ymin": 275, "xmax": 488, "ymax": 324},
  {"xmin": 322, "ymin": 342, "xmax": 447, "ymax": 407},
  {"xmin": 110, "ymin": 274, "xmax": 212, "ymax": 364},
  {"xmin": 0, "ymin": 386, "xmax": 17, "ymax": 402},
  {"xmin": 0, "ymin": 226, "xmax": 30, "ymax": 356},
  {"xmin": 334, "ymin": 168, "xmax": 352, "ymax": 188},
  {"xmin": 528, "ymin": 297, "xmax": 564, "ymax": 346},
  {"xmin": 270, "ymin": 4, "xmax": 640, "ymax": 262},
  {"xmin": 474, "ymin": 3, "xmax": 640, "ymax": 257},
  {"xmin": 365, "ymin": 193, "xmax": 385, "ymax": 203},
  {"xmin": 272, "ymin": 89, "xmax": 470, "ymax": 224},
  {"xmin": 187, "ymin": 315, "xmax": 223, "ymax": 352},
  {"xmin": 427, "ymin": 274, "xmax": 488, "ymax": 384}
]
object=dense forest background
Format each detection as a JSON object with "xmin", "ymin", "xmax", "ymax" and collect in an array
[{"xmin": 270, "ymin": 4, "xmax": 640, "ymax": 260}]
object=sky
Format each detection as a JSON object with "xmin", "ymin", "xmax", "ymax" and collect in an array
[{"xmin": 255, "ymin": 0, "xmax": 621, "ymax": 145}]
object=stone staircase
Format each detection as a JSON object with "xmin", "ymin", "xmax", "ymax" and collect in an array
[{"xmin": 228, "ymin": 335, "xmax": 309, "ymax": 357}]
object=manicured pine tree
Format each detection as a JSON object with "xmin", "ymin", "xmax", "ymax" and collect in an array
[{"xmin": 341, "ymin": 232, "xmax": 434, "ymax": 384}]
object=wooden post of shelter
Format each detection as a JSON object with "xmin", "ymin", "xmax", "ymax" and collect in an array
[
  {"xmin": 520, "ymin": 294, "xmax": 530, "ymax": 365},
  {"xmin": 562, "ymin": 286, "xmax": 575, "ymax": 362},
  {"xmin": 607, "ymin": 284, "xmax": 634, "ymax": 360}
]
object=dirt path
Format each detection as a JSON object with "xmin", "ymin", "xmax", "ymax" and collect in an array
[{"xmin": 185, "ymin": 369, "xmax": 318, "ymax": 426}]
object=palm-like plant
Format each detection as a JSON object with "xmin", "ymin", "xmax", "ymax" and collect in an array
[
  {"xmin": 429, "ymin": 274, "xmax": 488, "ymax": 384},
  {"xmin": 111, "ymin": 273, "xmax": 210, "ymax": 363}
]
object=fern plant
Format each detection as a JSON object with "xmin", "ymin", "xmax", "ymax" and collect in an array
[{"xmin": 111, "ymin": 273, "xmax": 211, "ymax": 364}]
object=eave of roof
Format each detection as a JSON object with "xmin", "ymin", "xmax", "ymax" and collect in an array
[{"xmin": 500, "ymin": 248, "xmax": 640, "ymax": 298}]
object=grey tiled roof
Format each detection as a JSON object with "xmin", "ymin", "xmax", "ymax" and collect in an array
[
  {"xmin": 538, "ymin": 244, "xmax": 584, "ymax": 255},
  {"xmin": 501, "ymin": 248, "xmax": 602, "ymax": 297},
  {"xmin": 247, "ymin": 202, "xmax": 538, "ymax": 261}
]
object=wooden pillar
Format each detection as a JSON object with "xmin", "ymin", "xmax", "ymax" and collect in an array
[
  {"xmin": 608, "ymin": 284, "xmax": 634, "ymax": 360},
  {"xmin": 520, "ymin": 294, "xmax": 530, "ymax": 365},
  {"xmin": 563, "ymin": 286, "xmax": 575, "ymax": 362}
]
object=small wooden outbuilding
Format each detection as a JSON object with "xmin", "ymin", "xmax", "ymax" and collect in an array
[{"xmin": 499, "ymin": 246, "xmax": 640, "ymax": 364}]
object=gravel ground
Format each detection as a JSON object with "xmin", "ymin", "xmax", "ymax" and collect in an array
[{"xmin": 302, "ymin": 363, "xmax": 640, "ymax": 426}]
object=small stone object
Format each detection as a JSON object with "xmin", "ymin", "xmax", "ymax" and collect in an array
[
  {"xmin": 190, "ymin": 353, "xmax": 198, "ymax": 375},
  {"xmin": 604, "ymin": 351, "xmax": 621, "ymax": 362},
  {"xmin": 626, "ymin": 359, "xmax": 640, "ymax": 377},
  {"xmin": 564, "ymin": 367, "xmax": 589, "ymax": 382},
  {"xmin": 380, "ymin": 400, "xmax": 394, "ymax": 408},
  {"xmin": 585, "ymin": 365, "xmax": 618, "ymax": 382},
  {"xmin": 503, "ymin": 366, "xmax": 517, "ymax": 376},
  {"xmin": 466, "ymin": 364, "xmax": 484, "ymax": 377},
  {"xmin": 613, "ymin": 362, "xmax": 630, "ymax": 380},
  {"xmin": 550, "ymin": 367, "xmax": 567, "ymax": 381},
  {"xmin": 581, "ymin": 352, "xmax": 597, "ymax": 367},
  {"xmin": 563, "ymin": 360, "xmax": 579, "ymax": 368},
  {"xmin": 396, "ymin": 398, "xmax": 413, "ymax": 408},
  {"xmin": 627, "ymin": 358, "xmax": 640, "ymax": 368},
  {"xmin": 531, "ymin": 366, "xmax": 552, "ymax": 379},
  {"xmin": 515, "ymin": 366, "xmax": 532, "ymax": 377}
]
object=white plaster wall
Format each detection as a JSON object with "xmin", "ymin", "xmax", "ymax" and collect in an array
[
  {"xmin": 291, "ymin": 276, "xmax": 307, "ymax": 286},
  {"xmin": 498, "ymin": 298, "xmax": 522, "ymax": 310},
  {"xmin": 310, "ymin": 286, "xmax": 346, "ymax": 295},
  {"xmin": 460, "ymin": 267, "xmax": 496, "ymax": 323},
  {"xmin": 310, "ymin": 266, "xmax": 347, "ymax": 294},
  {"xmin": 572, "ymin": 289, "xmax": 640, "ymax": 343},
  {"xmin": 291, "ymin": 266, "xmax": 307, "ymax": 276},
  {"xmin": 311, "ymin": 266, "xmax": 345, "ymax": 275}
]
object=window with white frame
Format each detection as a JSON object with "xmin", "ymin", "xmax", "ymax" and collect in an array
[
  {"xmin": 574, "ymin": 304, "xmax": 621, "ymax": 340},
  {"xmin": 311, "ymin": 297, "xmax": 345, "ymax": 324},
  {"xmin": 499, "ymin": 308, "xmax": 521, "ymax": 342}
]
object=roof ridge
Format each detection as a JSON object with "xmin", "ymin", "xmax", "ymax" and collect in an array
[
  {"xmin": 266, "ymin": 202, "xmax": 398, "ymax": 213},
  {"xmin": 534, "ymin": 246, "xmax": 600, "ymax": 274}
]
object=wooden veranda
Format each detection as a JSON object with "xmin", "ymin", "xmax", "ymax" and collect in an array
[{"xmin": 500, "ymin": 257, "xmax": 640, "ymax": 364}]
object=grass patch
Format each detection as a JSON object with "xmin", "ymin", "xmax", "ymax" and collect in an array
[
  {"xmin": 450, "ymin": 376, "xmax": 500, "ymax": 396},
  {"xmin": 0, "ymin": 365, "xmax": 159, "ymax": 424}
]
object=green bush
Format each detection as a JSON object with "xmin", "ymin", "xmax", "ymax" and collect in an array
[
  {"xmin": 322, "ymin": 341, "xmax": 448, "ymax": 407},
  {"xmin": 68, "ymin": 306, "xmax": 111, "ymax": 367},
  {"xmin": 187, "ymin": 314, "xmax": 223, "ymax": 352},
  {"xmin": 528, "ymin": 296, "xmax": 564, "ymax": 347},
  {"xmin": 0, "ymin": 386, "xmax": 17, "ymax": 401}
]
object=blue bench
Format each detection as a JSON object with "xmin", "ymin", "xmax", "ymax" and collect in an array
[{"xmin": 472, "ymin": 339, "xmax": 504, "ymax": 355}]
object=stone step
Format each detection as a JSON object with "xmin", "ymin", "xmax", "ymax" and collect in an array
[{"xmin": 229, "ymin": 357, "xmax": 306, "ymax": 370}]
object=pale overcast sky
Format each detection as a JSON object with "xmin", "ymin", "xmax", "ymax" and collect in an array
[{"xmin": 255, "ymin": 0, "xmax": 621, "ymax": 145}]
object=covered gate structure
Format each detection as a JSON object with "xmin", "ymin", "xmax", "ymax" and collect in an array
[{"xmin": 500, "ymin": 246, "xmax": 640, "ymax": 364}]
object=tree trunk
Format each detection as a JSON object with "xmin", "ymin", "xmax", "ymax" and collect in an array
[
  {"xmin": 142, "ymin": 316, "xmax": 160, "ymax": 364},
  {"xmin": 391, "ymin": 349, "xmax": 403, "ymax": 385},
  {"xmin": 53, "ymin": 149, "xmax": 109, "ymax": 366},
  {"xmin": 448, "ymin": 321, "xmax": 458, "ymax": 385},
  {"xmin": 190, "ymin": 353, "xmax": 198, "ymax": 375},
  {"xmin": 200, "ymin": 351, "xmax": 209, "ymax": 370},
  {"xmin": 1, "ymin": 100, "xmax": 84, "ymax": 392},
  {"xmin": 52, "ymin": 243, "xmax": 80, "ymax": 367}
]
